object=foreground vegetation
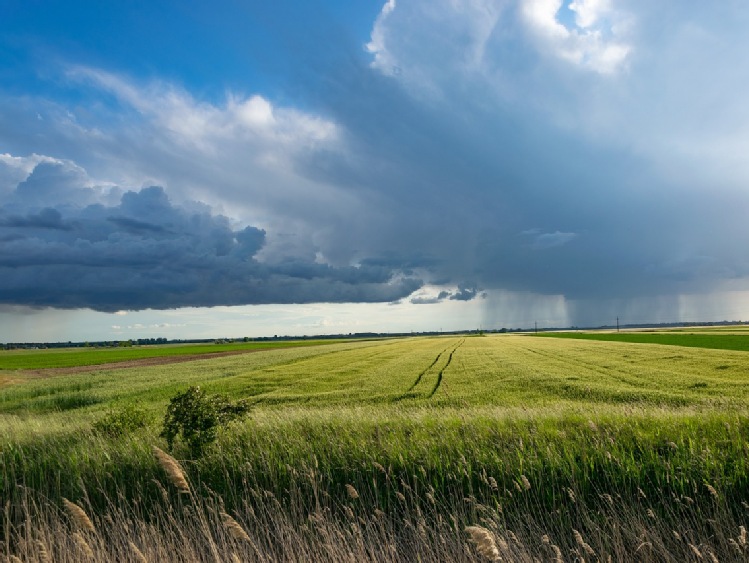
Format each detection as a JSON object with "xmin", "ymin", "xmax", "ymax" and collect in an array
[{"xmin": 3, "ymin": 333, "xmax": 749, "ymax": 560}]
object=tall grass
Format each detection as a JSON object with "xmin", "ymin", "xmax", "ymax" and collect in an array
[
  {"xmin": 3, "ymin": 407, "xmax": 749, "ymax": 561},
  {"xmin": 4, "ymin": 438, "xmax": 749, "ymax": 561}
]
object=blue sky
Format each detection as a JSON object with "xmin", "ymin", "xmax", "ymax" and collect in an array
[{"xmin": 3, "ymin": 1, "xmax": 749, "ymax": 341}]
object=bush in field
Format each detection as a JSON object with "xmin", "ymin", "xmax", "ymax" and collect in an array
[
  {"xmin": 93, "ymin": 404, "xmax": 149, "ymax": 436},
  {"xmin": 161, "ymin": 386, "xmax": 250, "ymax": 457}
]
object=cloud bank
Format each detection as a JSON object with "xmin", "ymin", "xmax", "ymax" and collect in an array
[
  {"xmin": 3, "ymin": 1, "xmax": 749, "ymax": 325},
  {"xmin": 0, "ymin": 158, "xmax": 421, "ymax": 311}
]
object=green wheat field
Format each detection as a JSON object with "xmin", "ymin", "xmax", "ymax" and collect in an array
[{"xmin": 3, "ymin": 331, "xmax": 749, "ymax": 561}]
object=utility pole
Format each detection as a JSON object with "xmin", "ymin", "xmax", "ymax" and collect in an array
[
  {"xmin": 535, "ymin": 321, "xmax": 537, "ymax": 334},
  {"xmin": 616, "ymin": 316, "xmax": 619, "ymax": 332}
]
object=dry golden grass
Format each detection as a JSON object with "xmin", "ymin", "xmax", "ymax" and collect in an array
[
  {"xmin": 151, "ymin": 446, "xmax": 190, "ymax": 494},
  {"xmin": 71, "ymin": 531, "xmax": 94, "ymax": 558},
  {"xmin": 346, "ymin": 484, "xmax": 359, "ymax": 500},
  {"xmin": 220, "ymin": 511, "xmax": 251, "ymax": 543},
  {"xmin": 62, "ymin": 498, "xmax": 95, "ymax": 534},
  {"xmin": 4, "ymin": 477, "xmax": 749, "ymax": 563},
  {"xmin": 465, "ymin": 525, "xmax": 501, "ymax": 561},
  {"xmin": 128, "ymin": 541, "xmax": 148, "ymax": 563}
]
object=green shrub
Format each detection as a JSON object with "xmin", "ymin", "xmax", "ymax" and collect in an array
[
  {"xmin": 93, "ymin": 404, "xmax": 149, "ymax": 436},
  {"xmin": 160, "ymin": 386, "xmax": 250, "ymax": 457}
]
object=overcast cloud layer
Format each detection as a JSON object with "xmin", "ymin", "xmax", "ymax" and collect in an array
[{"xmin": 3, "ymin": 0, "xmax": 749, "ymax": 329}]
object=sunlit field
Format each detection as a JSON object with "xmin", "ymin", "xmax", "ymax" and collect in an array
[
  {"xmin": 3, "ymin": 333, "xmax": 749, "ymax": 561},
  {"xmin": 0, "ymin": 339, "xmax": 341, "ymax": 370}
]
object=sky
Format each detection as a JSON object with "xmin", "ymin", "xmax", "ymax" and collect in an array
[{"xmin": 3, "ymin": 0, "xmax": 749, "ymax": 342}]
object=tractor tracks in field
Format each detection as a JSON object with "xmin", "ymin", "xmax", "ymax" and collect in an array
[
  {"xmin": 427, "ymin": 344, "xmax": 455, "ymax": 398},
  {"xmin": 428, "ymin": 339, "xmax": 464, "ymax": 398},
  {"xmin": 405, "ymin": 346, "xmax": 450, "ymax": 393},
  {"xmin": 396, "ymin": 339, "xmax": 464, "ymax": 401}
]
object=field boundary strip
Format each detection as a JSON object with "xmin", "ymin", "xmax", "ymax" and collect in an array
[
  {"xmin": 0, "ymin": 339, "xmax": 359, "ymax": 371},
  {"xmin": 535, "ymin": 331, "xmax": 749, "ymax": 352}
]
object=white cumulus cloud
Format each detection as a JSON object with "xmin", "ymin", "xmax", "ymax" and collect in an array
[{"xmin": 520, "ymin": 0, "xmax": 631, "ymax": 73}]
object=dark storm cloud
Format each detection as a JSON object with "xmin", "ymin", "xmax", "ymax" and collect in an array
[
  {"xmin": 106, "ymin": 216, "xmax": 169, "ymax": 234},
  {"xmin": 410, "ymin": 288, "xmax": 480, "ymax": 305},
  {"xmin": 449, "ymin": 286, "xmax": 480, "ymax": 302},
  {"xmin": 410, "ymin": 295, "xmax": 442, "ymax": 305},
  {"xmin": 278, "ymin": 0, "xmax": 749, "ymax": 324},
  {"xmin": 0, "ymin": 163, "xmax": 422, "ymax": 311},
  {"xmin": 0, "ymin": 208, "xmax": 72, "ymax": 230},
  {"xmin": 3, "ymin": 1, "xmax": 749, "ymax": 324}
]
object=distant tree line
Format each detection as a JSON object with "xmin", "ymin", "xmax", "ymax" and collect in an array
[
  {"xmin": 1, "ymin": 337, "xmax": 170, "ymax": 350},
  {"xmin": 4, "ymin": 321, "xmax": 744, "ymax": 350}
]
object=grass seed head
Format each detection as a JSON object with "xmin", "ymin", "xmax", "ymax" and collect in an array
[
  {"xmin": 63, "ymin": 498, "xmax": 95, "ymax": 533},
  {"xmin": 465, "ymin": 525, "xmax": 501, "ymax": 561},
  {"xmin": 152, "ymin": 445, "xmax": 190, "ymax": 493},
  {"xmin": 36, "ymin": 540, "xmax": 50, "ymax": 563},
  {"xmin": 705, "ymin": 484, "xmax": 719, "ymax": 500},
  {"xmin": 520, "ymin": 474, "xmax": 531, "ymax": 490},
  {"xmin": 72, "ymin": 531, "xmax": 94, "ymax": 559},
  {"xmin": 221, "ymin": 511, "xmax": 251, "ymax": 543},
  {"xmin": 129, "ymin": 541, "xmax": 149, "ymax": 563},
  {"xmin": 346, "ymin": 484, "xmax": 359, "ymax": 499},
  {"xmin": 573, "ymin": 529, "xmax": 596, "ymax": 556},
  {"xmin": 740, "ymin": 526, "xmax": 747, "ymax": 546},
  {"xmin": 566, "ymin": 488, "xmax": 576, "ymax": 502}
]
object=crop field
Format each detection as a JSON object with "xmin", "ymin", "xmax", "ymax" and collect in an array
[
  {"xmin": 0, "ymin": 338, "xmax": 342, "ymax": 370},
  {"xmin": 3, "ymin": 333, "xmax": 749, "ymax": 561},
  {"xmin": 536, "ymin": 328, "xmax": 749, "ymax": 352}
]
